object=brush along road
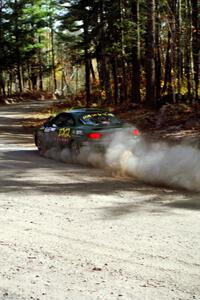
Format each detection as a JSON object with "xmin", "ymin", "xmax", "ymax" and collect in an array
[{"xmin": 0, "ymin": 101, "xmax": 200, "ymax": 300}]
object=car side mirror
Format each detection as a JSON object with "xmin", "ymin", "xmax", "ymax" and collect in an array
[{"xmin": 44, "ymin": 122, "xmax": 50, "ymax": 127}]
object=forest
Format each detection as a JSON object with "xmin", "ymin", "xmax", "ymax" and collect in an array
[{"xmin": 0, "ymin": 0, "xmax": 199, "ymax": 108}]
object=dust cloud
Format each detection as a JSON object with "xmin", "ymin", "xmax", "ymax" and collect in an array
[
  {"xmin": 42, "ymin": 134, "xmax": 200, "ymax": 192},
  {"xmin": 105, "ymin": 134, "xmax": 200, "ymax": 192}
]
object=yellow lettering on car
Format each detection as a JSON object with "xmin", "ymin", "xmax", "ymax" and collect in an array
[
  {"xmin": 58, "ymin": 128, "xmax": 71, "ymax": 138},
  {"xmin": 82, "ymin": 113, "xmax": 114, "ymax": 120}
]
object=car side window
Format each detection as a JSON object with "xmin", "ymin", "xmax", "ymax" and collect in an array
[
  {"xmin": 66, "ymin": 117, "xmax": 75, "ymax": 126},
  {"xmin": 53, "ymin": 114, "xmax": 75, "ymax": 127}
]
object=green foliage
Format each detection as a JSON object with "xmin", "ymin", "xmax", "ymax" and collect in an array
[{"xmin": 0, "ymin": 0, "xmax": 198, "ymax": 103}]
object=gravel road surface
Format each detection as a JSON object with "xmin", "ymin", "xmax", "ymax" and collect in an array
[{"xmin": 0, "ymin": 101, "xmax": 200, "ymax": 300}]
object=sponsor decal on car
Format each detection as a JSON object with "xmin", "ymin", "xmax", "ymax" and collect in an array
[
  {"xmin": 74, "ymin": 130, "xmax": 83, "ymax": 135},
  {"xmin": 82, "ymin": 113, "xmax": 114, "ymax": 119},
  {"xmin": 58, "ymin": 128, "xmax": 71, "ymax": 138}
]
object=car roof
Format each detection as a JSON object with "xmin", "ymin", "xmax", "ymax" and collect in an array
[{"xmin": 64, "ymin": 108, "xmax": 107, "ymax": 114}]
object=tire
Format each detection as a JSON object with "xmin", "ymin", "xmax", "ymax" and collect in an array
[
  {"xmin": 70, "ymin": 140, "xmax": 80, "ymax": 161},
  {"xmin": 35, "ymin": 134, "xmax": 47, "ymax": 155},
  {"xmin": 34, "ymin": 134, "xmax": 41, "ymax": 151},
  {"xmin": 34, "ymin": 133, "xmax": 38, "ymax": 147}
]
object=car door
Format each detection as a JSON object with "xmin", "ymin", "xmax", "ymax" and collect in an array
[
  {"xmin": 41, "ymin": 115, "xmax": 60, "ymax": 149},
  {"xmin": 50, "ymin": 113, "xmax": 75, "ymax": 148}
]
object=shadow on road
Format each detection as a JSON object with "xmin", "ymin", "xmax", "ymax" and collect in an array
[
  {"xmin": 98, "ymin": 193, "xmax": 200, "ymax": 219},
  {"xmin": 1, "ymin": 149, "xmax": 200, "ymax": 219}
]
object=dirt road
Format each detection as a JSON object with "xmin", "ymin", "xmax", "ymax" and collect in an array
[{"xmin": 0, "ymin": 101, "xmax": 200, "ymax": 300}]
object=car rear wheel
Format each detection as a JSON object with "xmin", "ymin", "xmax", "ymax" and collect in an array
[{"xmin": 70, "ymin": 140, "xmax": 80, "ymax": 161}]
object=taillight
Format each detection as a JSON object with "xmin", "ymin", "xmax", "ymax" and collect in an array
[
  {"xmin": 87, "ymin": 132, "xmax": 102, "ymax": 139},
  {"xmin": 133, "ymin": 129, "xmax": 139, "ymax": 136}
]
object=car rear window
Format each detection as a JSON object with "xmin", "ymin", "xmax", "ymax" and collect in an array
[{"xmin": 79, "ymin": 112, "xmax": 122, "ymax": 126}]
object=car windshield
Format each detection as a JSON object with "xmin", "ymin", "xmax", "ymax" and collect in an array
[{"xmin": 79, "ymin": 112, "xmax": 122, "ymax": 126}]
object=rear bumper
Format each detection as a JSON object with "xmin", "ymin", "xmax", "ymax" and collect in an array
[{"xmin": 80, "ymin": 141, "xmax": 106, "ymax": 153}]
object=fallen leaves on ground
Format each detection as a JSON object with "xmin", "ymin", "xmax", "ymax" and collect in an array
[{"xmin": 11, "ymin": 93, "xmax": 200, "ymax": 142}]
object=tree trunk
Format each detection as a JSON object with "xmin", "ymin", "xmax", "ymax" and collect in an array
[
  {"xmin": 177, "ymin": 0, "xmax": 182, "ymax": 100},
  {"xmin": 119, "ymin": 0, "xmax": 127, "ymax": 103},
  {"xmin": 0, "ymin": 0, "xmax": 5, "ymax": 98},
  {"xmin": 185, "ymin": 0, "xmax": 193, "ymax": 99},
  {"xmin": 169, "ymin": 0, "xmax": 177, "ymax": 103},
  {"xmin": 102, "ymin": 57, "xmax": 112, "ymax": 104},
  {"xmin": 145, "ymin": 0, "xmax": 156, "ymax": 108},
  {"xmin": 155, "ymin": 0, "xmax": 161, "ymax": 101},
  {"xmin": 131, "ymin": 0, "xmax": 141, "ymax": 103},
  {"xmin": 120, "ymin": 58, "xmax": 128, "ymax": 103},
  {"xmin": 8, "ymin": 71, "xmax": 13, "ymax": 96},
  {"xmin": 14, "ymin": 0, "xmax": 23, "ymax": 93},
  {"xmin": 38, "ymin": 35, "xmax": 43, "ymax": 91},
  {"xmin": 90, "ymin": 59, "xmax": 96, "ymax": 82},
  {"xmin": 31, "ymin": 67, "xmax": 37, "ymax": 90},
  {"xmin": 50, "ymin": 17, "xmax": 57, "ymax": 91},
  {"xmin": 16, "ymin": 60, "xmax": 23, "ymax": 92},
  {"xmin": 0, "ymin": 70, "xmax": 5, "ymax": 96},
  {"xmin": 191, "ymin": 0, "xmax": 199, "ymax": 101},
  {"xmin": 111, "ymin": 57, "xmax": 119, "ymax": 105},
  {"xmin": 163, "ymin": 31, "xmax": 172, "ymax": 94},
  {"xmin": 98, "ymin": 1, "xmax": 112, "ymax": 104},
  {"xmin": 83, "ymin": 18, "xmax": 91, "ymax": 106}
]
